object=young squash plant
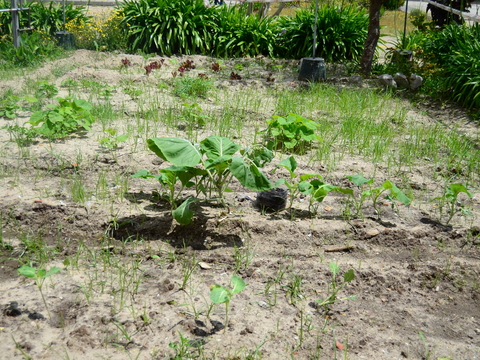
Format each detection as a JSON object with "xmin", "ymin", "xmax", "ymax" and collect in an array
[
  {"xmin": 259, "ymin": 113, "xmax": 322, "ymax": 154},
  {"xmin": 133, "ymin": 136, "xmax": 273, "ymax": 225},
  {"xmin": 28, "ymin": 97, "xmax": 94, "ymax": 139}
]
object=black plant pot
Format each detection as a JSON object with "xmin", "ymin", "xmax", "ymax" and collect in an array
[{"xmin": 298, "ymin": 57, "xmax": 326, "ymax": 82}]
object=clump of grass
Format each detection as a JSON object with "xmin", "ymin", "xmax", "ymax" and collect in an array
[{"xmin": 172, "ymin": 75, "xmax": 213, "ymax": 99}]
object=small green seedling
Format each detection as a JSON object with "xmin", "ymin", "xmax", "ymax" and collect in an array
[
  {"xmin": 316, "ymin": 263, "xmax": 356, "ymax": 314},
  {"xmin": 99, "ymin": 128, "xmax": 128, "ymax": 150},
  {"xmin": 210, "ymin": 275, "xmax": 246, "ymax": 330},
  {"xmin": 275, "ymin": 156, "xmax": 352, "ymax": 216},
  {"xmin": 35, "ymin": 80, "xmax": 58, "ymax": 100},
  {"xmin": 433, "ymin": 183, "xmax": 473, "ymax": 225},
  {"xmin": 181, "ymin": 102, "xmax": 210, "ymax": 128},
  {"xmin": 17, "ymin": 265, "xmax": 62, "ymax": 319}
]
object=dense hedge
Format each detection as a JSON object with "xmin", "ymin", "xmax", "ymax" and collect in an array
[{"xmin": 121, "ymin": 0, "xmax": 369, "ymax": 60}]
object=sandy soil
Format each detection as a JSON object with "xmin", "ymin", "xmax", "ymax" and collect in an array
[{"xmin": 0, "ymin": 50, "xmax": 479, "ymax": 360}]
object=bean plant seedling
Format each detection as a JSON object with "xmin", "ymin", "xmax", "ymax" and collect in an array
[
  {"xmin": 17, "ymin": 265, "xmax": 62, "ymax": 320},
  {"xmin": 274, "ymin": 156, "xmax": 352, "ymax": 216},
  {"xmin": 210, "ymin": 275, "xmax": 246, "ymax": 330},
  {"xmin": 345, "ymin": 174, "xmax": 411, "ymax": 219},
  {"xmin": 99, "ymin": 128, "xmax": 128, "ymax": 150},
  {"xmin": 433, "ymin": 183, "xmax": 473, "ymax": 224},
  {"xmin": 316, "ymin": 262, "xmax": 356, "ymax": 314}
]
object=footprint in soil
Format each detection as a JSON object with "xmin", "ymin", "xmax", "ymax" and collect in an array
[{"xmin": 3, "ymin": 301, "xmax": 45, "ymax": 320}]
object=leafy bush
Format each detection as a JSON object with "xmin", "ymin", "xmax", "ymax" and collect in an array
[
  {"xmin": 0, "ymin": 32, "xmax": 63, "ymax": 67},
  {"xmin": 0, "ymin": 0, "xmax": 90, "ymax": 37},
  {"xmin": 211, "ymin": 5, "xmax": 277, "ymax": 58},
  {"xmin": 66, "ymin": 9, "xmax": 128, "ymax": 51},
  {"xmin": 28, "ymin": 97, "xmax": 94, "ymax": 139},
  {"xmin": 259, "ymin": 113, "xmax": 322, "ymax": 154},
  {"xmin": 422, "ymin": 24, "xmax": 480, "ymax": 114},
  {"xmin": 275, "ymin": 4, "xmax": 368, "ymax": 61},
  {"xmin": 27, "ymin": 1, "xmax": 90, "ymax": 37},
  {"xmin": 121, "ymin": 0, "xmax": 215, "ymax": 55}
]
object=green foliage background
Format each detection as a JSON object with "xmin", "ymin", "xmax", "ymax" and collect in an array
[{"xmin": 121, "ymin": 0, "xmax": 368, "ymax": 60}]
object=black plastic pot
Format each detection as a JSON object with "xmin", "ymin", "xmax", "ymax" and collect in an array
[{"xmin": 298, "ymin": 57, "xmax": 326, "ymax": 82}]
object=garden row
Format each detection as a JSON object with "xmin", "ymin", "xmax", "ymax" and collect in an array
[{"xmin": 1, "ymin": 81, "xmax": 472, "ymax": 227}]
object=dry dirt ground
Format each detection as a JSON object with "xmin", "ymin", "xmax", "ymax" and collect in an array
[{"xmin": 0, "ymin": 50, "xmax": 479, "ymax": 360}]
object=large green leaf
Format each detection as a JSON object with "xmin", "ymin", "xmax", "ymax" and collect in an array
[
  {"xmin": 276, "ymin": 156, "xmax": 297, "ymax": 178},
  {"xmin": 229, "ymin": 156, "xmax": 272, "ymax": 191},
  {"xmin": 147, "ymin": 137, "xmax": 202, "ymax": 167},
  {"xmin": 172, "ymin": 197, "xmax": 198, "ymax": 225},
  {"xmin": 343, "ymin": 269, "xmax": 355, "ymax": 283},
  {"xmin": 131, "ymin": 169, "xmax": 155, "ymax": 179},
  {"xmin": 200, "ymin": 136, "xmax": 240, "ymax": 160},
  {"xmin": 45, "ymin": 266, "xmax": 61, "ymax": 278},
  {"xmin": 447, "ymin": 184, "xmax": 472, "ymax": 199},
  {"xmin": 382, "ymin": 180, "xmax": 411, "ymax": 205},
  {"xmin": 18, "ymin": 265, "xmax": 36, "ymax": 278}
]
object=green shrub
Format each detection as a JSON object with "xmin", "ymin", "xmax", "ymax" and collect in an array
[
  {"xmin": 275, "ymin": 4, "xmax": 368, "ymax": 61},
  {"xmin": 27, "ymin": 1, "xmax": 90, "ymax": 37},
  {"xmin": 0, "ymin": 32, "xmax": 63, "ymax": 67},
  {"xmin": 211, "ymin": 5, "xmax": 277, "ymax": 58},
  {"xmin": 0, "ymin": 0, "xmax": 90, "ymax": 37},
  {"xmin": 121, "ymin": 0, "xmax": 215, "ymax": 55},
  {"xmin": 422, "ymin": 24, "xmax": 480, "ymax": 113}
]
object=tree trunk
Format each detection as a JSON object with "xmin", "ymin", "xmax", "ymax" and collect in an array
[{"xmin": 359, "ymin": 0, "xmax": 387, "ymax": 76}]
